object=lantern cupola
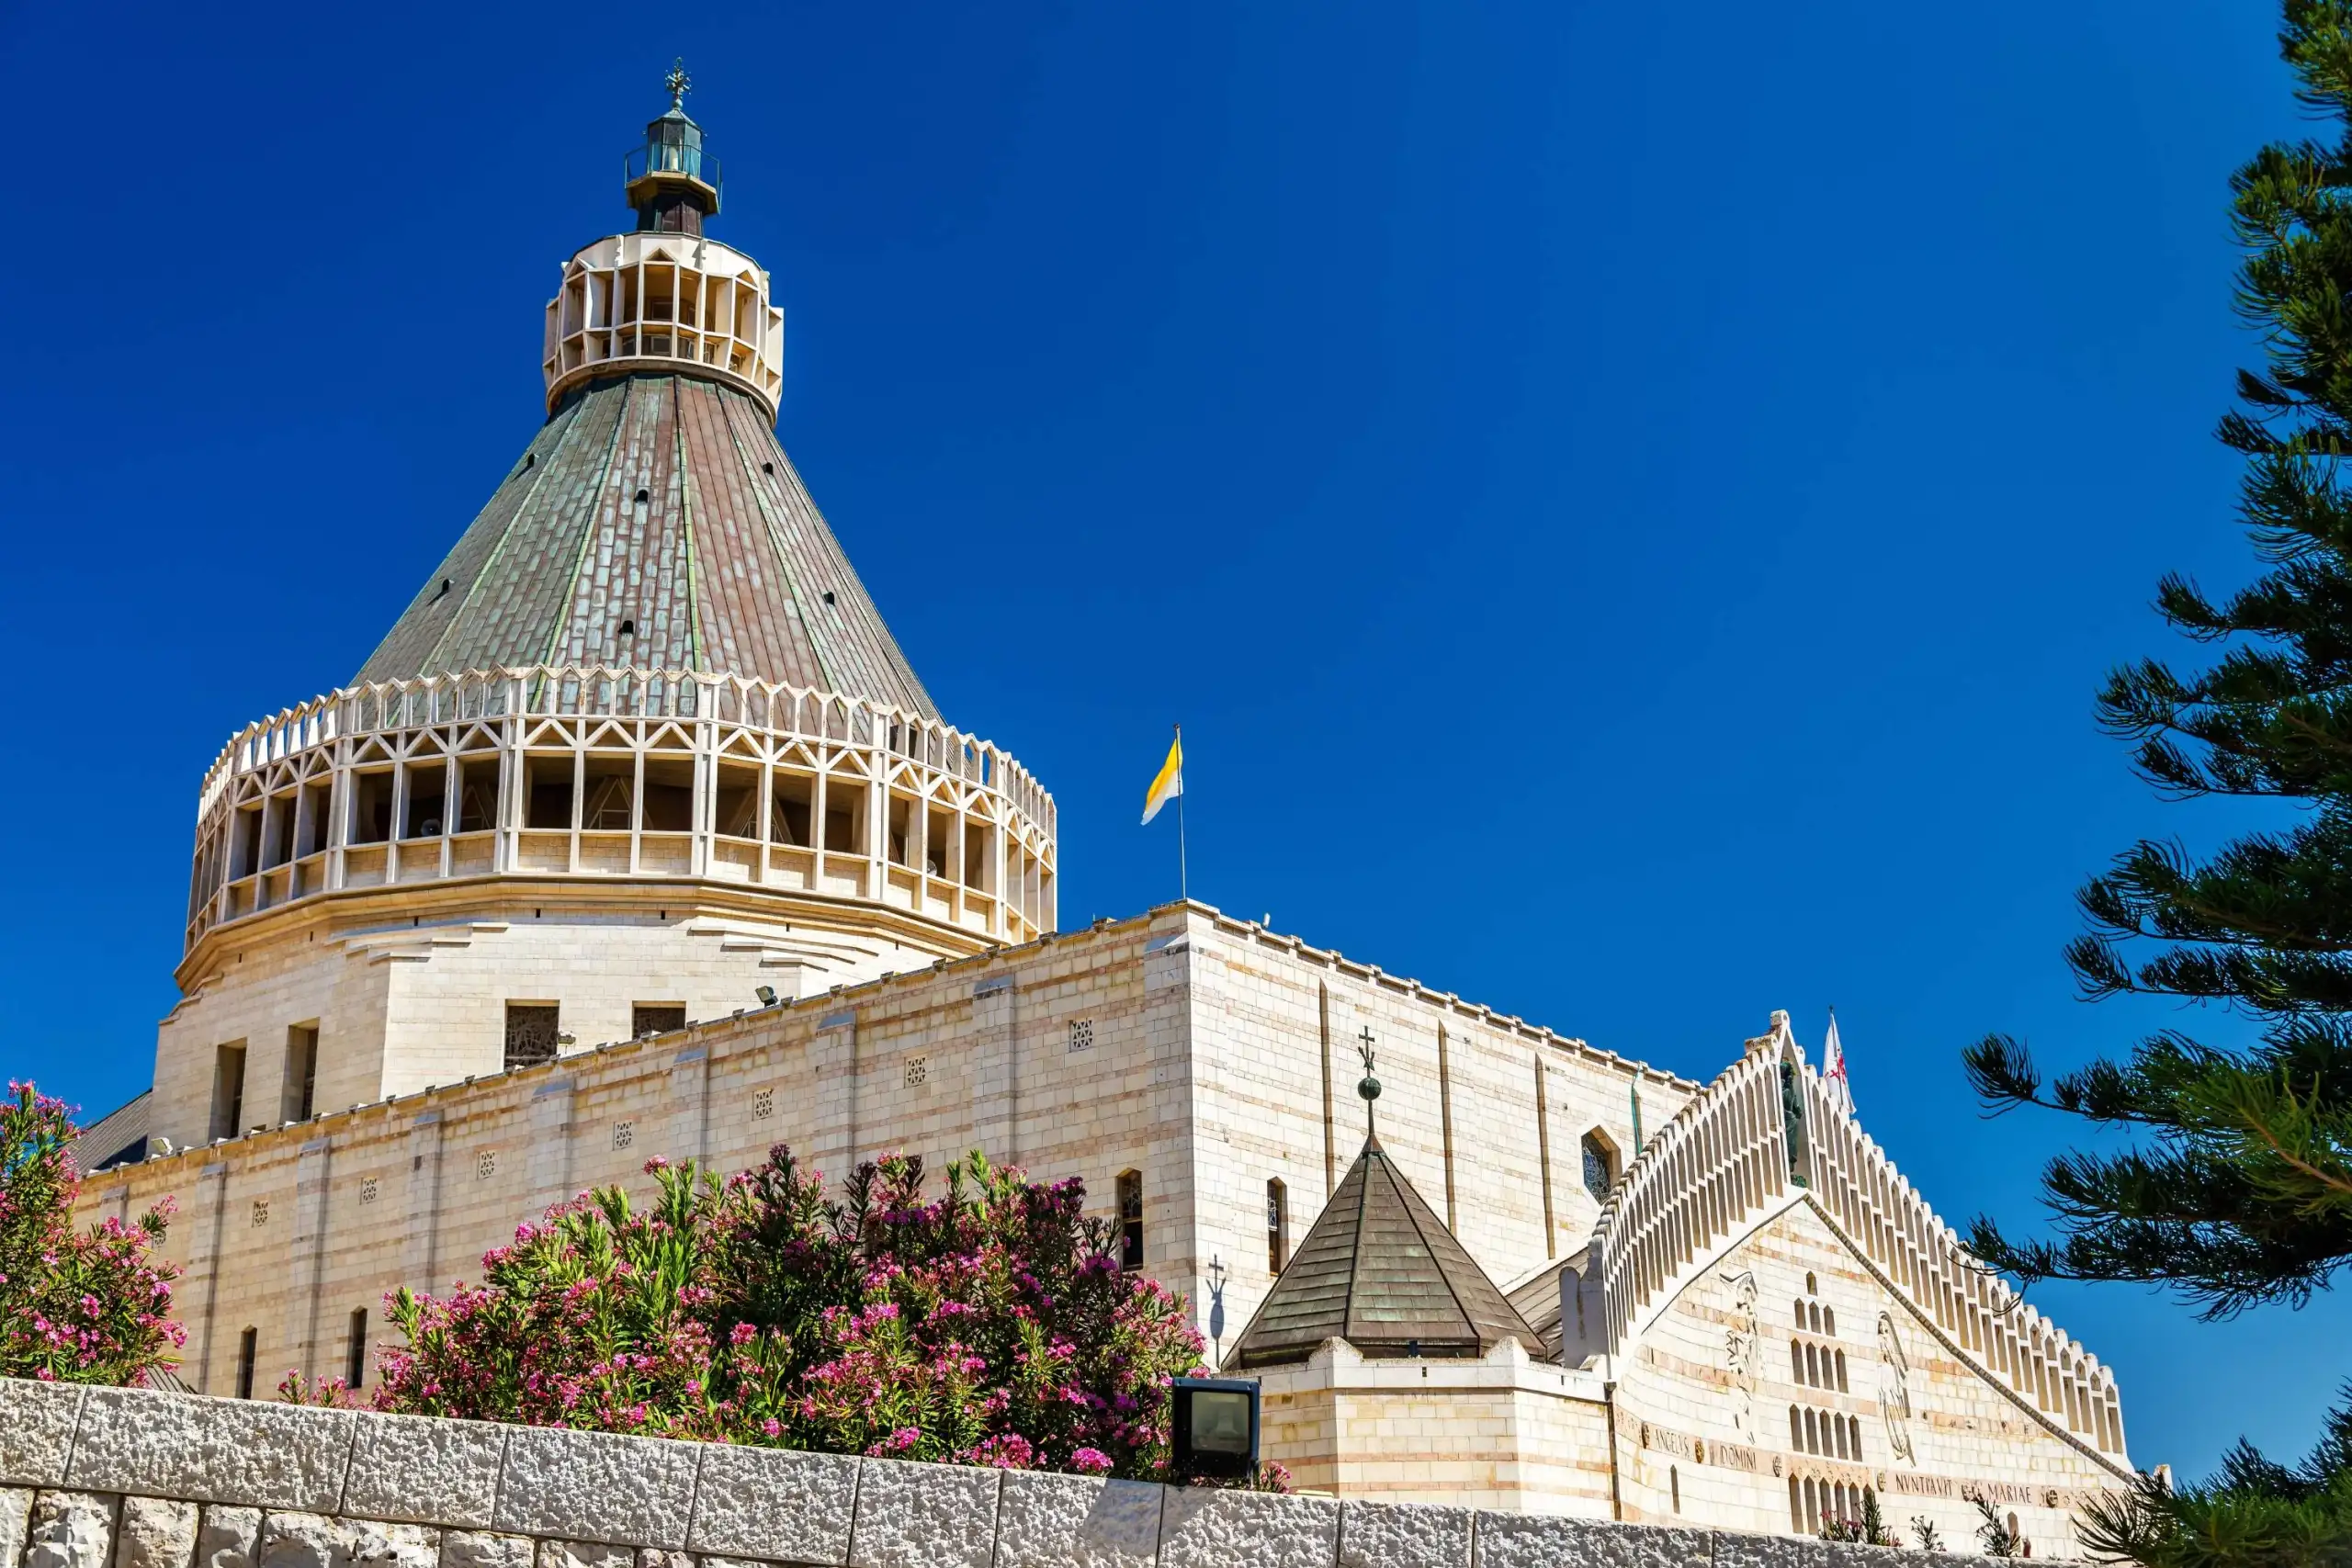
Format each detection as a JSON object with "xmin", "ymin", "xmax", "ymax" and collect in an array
[{"xmin": 626, "ymin": 61, "xmax": 720, "ymax": 235}]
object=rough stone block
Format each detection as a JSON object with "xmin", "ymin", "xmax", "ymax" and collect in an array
[
  {"xmin": 1713, "ymin": 1530, "xmax": 1815, "ymax": 1568},
  {"xmin": 1159, "ymin": 1487, "xmax": 1340, "ymax": 1568},
  {"xmin": 196, "ymin": 1509, "xmax": 259, "ymax": 1568},
  {"xmin": 349, "ymin": 1524, "xmax": 439, "ymax": 1568},
  {"xmin": 27, "ymin": 1494, "xmax": 118, "ymax": 1568},
  {"xmin": 636, "ymin": 1552, "xmax": 692, "ymax": 1568},
  {"xmin": 535, "ymin": 1542, "xmax": 632, "ymax": 1568},
  {"xmin": 847, "ymin": 1458, "xmax": 1001, "ymax": 1568},
  {"xmin": 116, "ymin": 1498, "xmax": 200, "ymax": 1568},
  {"xmin": 1339, "ymin": 1502, "xmax": 1471, "ymax": 1568},
  {"xmin": 438, "ymin": 1535, "xmax": 531, "ymax": 1568},
  {"xmin": 0, "ymin": 1490, "xmax": 34, "ymax": 1568},
  {"xmin": 0, "ymin": 1383, "xmax": 84, "ymax": 1486},
  {"xmin": 1476, "ymin": 1515, "xmax": 1708, "ymax": 1568},
  {"xmin": 345, "ymin": 1413, "xmax": 507, "ymax": 1529},
  {"xmin": 685, "ymin": 1443, "xmax": 859, "ymax": 1565},
  {"xmin": 69, "ymin": 1388, "xmax": 354, "ymax": 1511},
  {"xmin": 494, "ymin": 1429, "xmax": 699, "ymax": 1549},
  {"xmin": 993, "ymin": 1472, "xmax": 1162, "ymax": 1568},
  {"xmin": 258, "ymin": 1515, "xmax": 354, "ymax": 1568}
]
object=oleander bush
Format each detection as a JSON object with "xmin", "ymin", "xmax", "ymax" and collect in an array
[
  {"xmin": 334, "ymin": 1145, "xmax": 1232, "ymax": 1481},
  {"xmin": 0, "ymin": 1081, "xmax": 183, "ymax": 1385}
]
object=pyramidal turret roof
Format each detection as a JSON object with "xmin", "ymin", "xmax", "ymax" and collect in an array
[
  {"xmin": 1228, "ymin": 1135, "xmax": 1543, "ymax": 1368},
  {"xmin": 354, "ymin": 374, "xmax": 937, "ymax": 718}
]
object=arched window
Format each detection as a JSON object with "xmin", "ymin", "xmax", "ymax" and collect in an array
[
  {"xmin": 1805, "ymin": 1270, "xmax": 1818, "ymax": 1294},
  {"xmin": 1824, "ymin": 1306, "xmax": 1837, "ymax": 1337},
  {"xmin": 1789, "ymin": 1405, "xmax": 1802, "ymax": 1448},
  {"xmin": 1581, "ymin": 1131, "xmax": 1618, "ymax": 1201},
  {"xmin": 1793, "ymin": 1299, "xmax": 1807, "ymax": 1328},
  {"xmin": 1789, "ymin": 1476, "xmax": 1804, "ymax": 1532},
  {"xmin": 1116, "ymin": 1170, "xmax": 1144, "ymax": 1269},
  {"xmin": 1835, "ymin": 1348, "xmax": 1849, "ymax": 1392},
  {"xmin": 1670, "ymin": 1465, "xmax": 1680, "ymax": 1513},
  {"xmin": 1791, "ymin": 1341, "xmax": 1805, "ymax": 1382},
  {"xmin": 1803, "ymin": 1407, "xmax": 1819, "ymax": 1454},
  {"xmin": 1266, "ymin": 1179, "xmax": 1289, "ymax": 1274},
  {"xmin": 1849, "ymin": 1415, "xmax": 1862, "ymax": 1457},
  {"xmin": 1805, "ymin": 1343, "xmax": 1821, "ymax": 1385},
  {"xmin": 1832, "ymin": 1414, "xmax": 1848, "ymax": 1460}
]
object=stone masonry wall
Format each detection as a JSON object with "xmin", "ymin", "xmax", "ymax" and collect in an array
[
  {"xmin": 88, "ymin": 904, "xmax": 1695, "ymax": 1408},
  {"xmin": 0, "ymin": 1377, "xmax": 2036, "ymax": 1568}
]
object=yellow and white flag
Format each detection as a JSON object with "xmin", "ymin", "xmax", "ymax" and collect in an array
[{"xmin": 1142, "ymin": 731, "xmax": 1183, "ymax": 825}]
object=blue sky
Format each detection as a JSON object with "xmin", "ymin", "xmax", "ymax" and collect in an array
[{"xmin": 0, "ymin": 0, "xmax": 2331, "ymax": 1473}]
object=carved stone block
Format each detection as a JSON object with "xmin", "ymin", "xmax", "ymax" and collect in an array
[
  {"xmin": 494, "ymin": 1429, "xmax": 698, "ymax": 1549},
  {"xmin": 993, "ymin": 1472, "xmax": 1163, "ymax": 1568},
  {"xmin": 26, "ymin": 1493, "xmax": 119, "ymax": 1568},
  {"xmin": 685, "ymin": 1443, "xmax": 859, "ymax": 1565},
  {"xmin": 70, "ymin": 1388, "xmax": 352, "ymax": 1510},
  {"xmin": 847, "ymin": 1458, "xmax": 1002, "ymax": 1568},
  {"xmin": 0, "ymin": 1383, "xmax": 83, "ymax": 1486},
  {"xmin": 1339, "ymin": 1502, "xmax": 1471, "ymax": 1568},
  {"xmin": 345, "ymin": 1414, "xmax": 507, "ymax": 1529},
  {"xmin": 1158, "ymin": 1488, "xmax": 1340, "ymax": 1568},
  {"xmin": 115, "ymin": 1497, "xmax": 200, "ymax": 1568}
]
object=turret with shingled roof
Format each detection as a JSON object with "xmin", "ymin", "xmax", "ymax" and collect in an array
[{"xmin": 1227, "ymin": 1028, "xmax": 1542, "ymax": 1368}]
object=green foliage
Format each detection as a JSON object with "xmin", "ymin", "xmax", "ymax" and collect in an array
[
  {"xmin": 1910, "ymin": 1517, "xmax": 1944, "ymax": 1552},
  {"xmin": 2073, "ymin": 1387, "xmax": 2352, "ymax": 1568},
  {"xmin": 1962, "ymin": 0, "xmax": 2352, "ymax": 1321},
  {"xmin": 1975, "ymin": 1497, "xmax": 2024, "ymax": 1558},
  {"xmin": 0, "ymin": 1082, "xmax": 184, "ymax": 1385},
  {"xmin": 1819, "ymin": 1488, "xmax": 1897, "ymax": 1547},
  {"xmin": 346, "ymin": 1145, "xmax": 1217, "ymax": 1482}
]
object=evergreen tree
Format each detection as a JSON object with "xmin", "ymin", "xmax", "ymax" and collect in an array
[
  {"xmin": 1964, "ymin": 8, "xmax": 2352, "ymax": 1562},
  {"xmin": 1962, "ymin": 0, "xmax": 2352, "ymax": 1323}
]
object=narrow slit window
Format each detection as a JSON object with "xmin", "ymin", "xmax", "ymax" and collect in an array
[
  {"xmin": 283, "ymin": 1025, "xmax": 318, "ymax": 1122},
  {"xmin": 1117, "ymin": 1169, "xmax": 1144, "ymax": 1269},
  {"xmin": 235, "ymin": 1326, "xmax": 258, "ymax": 1399},
  {"xmin": 345, "ymin": 1307, "xmax": 368, "ymax": 1390},
  {"xmin": 1266, "ymin": 1179, "xmax": 1289, "ymax": 1274},
  {"xmin": 210, "ymin": 1043, "xmax": 248, "ymax": 1142}
]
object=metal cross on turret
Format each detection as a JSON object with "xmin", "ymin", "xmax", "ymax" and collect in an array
[
  {"xmin": 1358, "ymin": 1026, "xmax": 1382, "ymax": 1136},
  {"xmin": 665, "ymin": 58, "xmax": 692, "ymax": 110}
]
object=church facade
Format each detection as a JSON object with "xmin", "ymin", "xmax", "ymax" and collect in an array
[{"xmin": 69, "ymin": 87, "xmax": 2136, "ymax": 1553}]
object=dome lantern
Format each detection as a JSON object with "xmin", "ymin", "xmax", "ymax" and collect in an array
[{"xmin": 625, "ymin": 61, "xmax": 721, "ymax": 236}]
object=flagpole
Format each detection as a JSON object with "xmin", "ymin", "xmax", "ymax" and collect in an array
[{"xmin": 1174, "ymin": 723, "xmax": 1188, "ymax": 903}]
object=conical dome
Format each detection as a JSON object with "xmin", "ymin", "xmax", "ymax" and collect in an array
[{"xmin": 354, "ymin": 373, "xmax": 935, "ymax": 717}]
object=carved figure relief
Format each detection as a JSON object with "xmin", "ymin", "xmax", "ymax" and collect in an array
[
  {"xmin": 1877, "ymin": 1310, "xmax": 1917, "ymax": 1464},
  {"xmin": 1721, "ymin": 1268, "xmax": 1760, "ymax": 1434}
]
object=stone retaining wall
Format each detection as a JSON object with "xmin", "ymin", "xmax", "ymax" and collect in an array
[{"xmin": 0, "ymin": 1380, "xmax": 2002, "ymax": 1568}]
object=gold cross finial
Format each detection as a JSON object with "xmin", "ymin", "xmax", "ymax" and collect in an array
[{"xmin": 665, "ymin": 58, "xmax": 692, "ymax": 110}]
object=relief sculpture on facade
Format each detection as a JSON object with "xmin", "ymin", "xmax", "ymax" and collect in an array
[
  {"xmin": 1878, "ymin": 1309, "xmax": 1917, "ymax": 1464},
  {"xmin": 1721, "ymin": 1267, "xmax": 1760, "ymax": 1435}
]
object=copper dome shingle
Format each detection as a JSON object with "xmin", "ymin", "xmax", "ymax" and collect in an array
[{"xmin": 355, "ymin": 372, "xmax": 936, "ymax": 718}]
